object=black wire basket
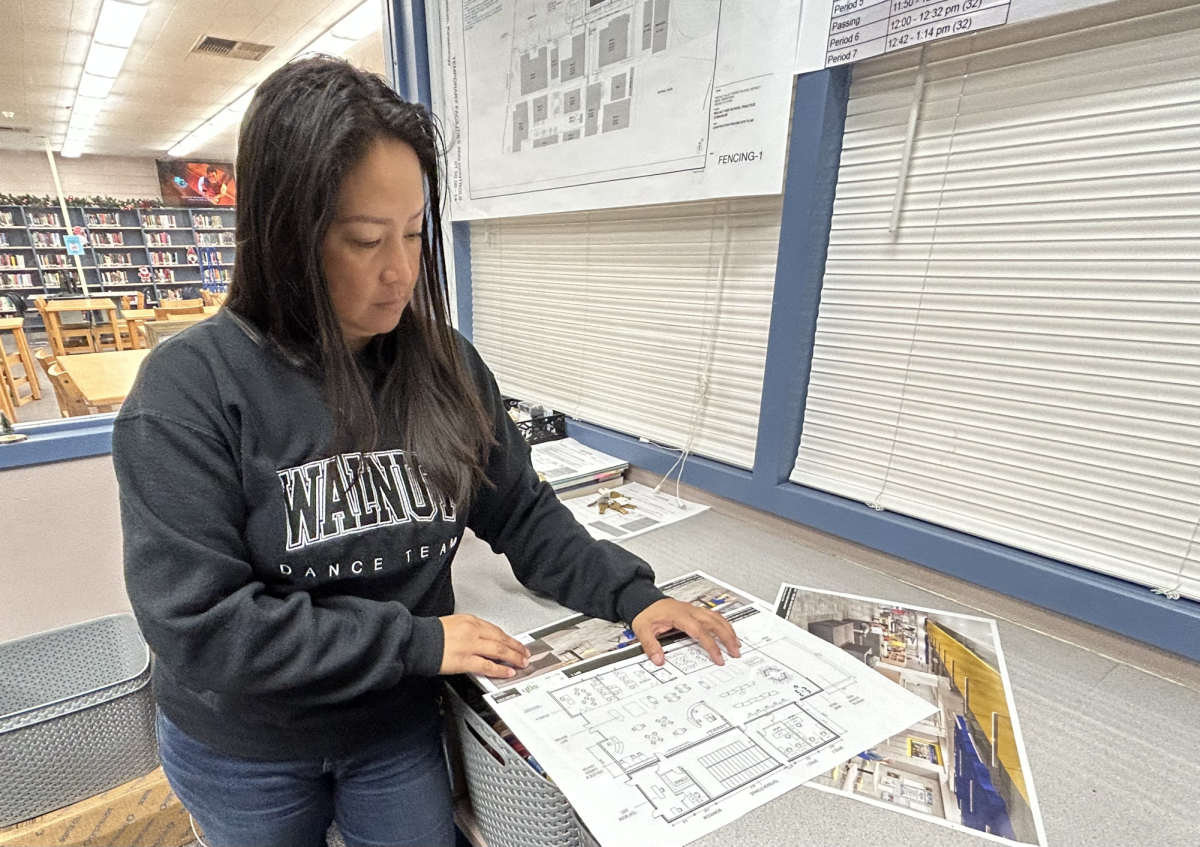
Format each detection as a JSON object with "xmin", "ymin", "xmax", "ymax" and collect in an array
[{"xmin": 503, "ymin": 398, "xmax": 567, "ymax": 445}]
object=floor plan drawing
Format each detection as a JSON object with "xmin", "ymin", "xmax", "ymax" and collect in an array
[
  {"xmin": 487, "ymin": 601, "xmax": 938, "ymax": 847},
  {"xmin": 429, "ymin": 0, "xmax": 803, "ymax": 217}
]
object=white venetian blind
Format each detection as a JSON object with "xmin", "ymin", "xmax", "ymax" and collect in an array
[
  {"xmin": 792, "ymin": 0, "xmax": 1200, "ymax": 600},
  {"xmin": 470, "ymin": 197, "xmax": 783, "ymax": 469}
]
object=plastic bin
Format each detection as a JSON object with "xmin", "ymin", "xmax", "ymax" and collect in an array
[
  {"xmin": 443, "ymin": 681, "xmax": 597, "ymax": 847},
  {"xmin": 503, "ymin": 398, "xmax": 568, "ymax": 446},
  {"xmin": 0, "ymin": 614, "xmax": 157, "ymax": 827}
]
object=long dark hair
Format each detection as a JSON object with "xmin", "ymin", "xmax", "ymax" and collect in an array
[{"xmin": 227, "ymin": 56, "xmax": 493, "ymax": 503}]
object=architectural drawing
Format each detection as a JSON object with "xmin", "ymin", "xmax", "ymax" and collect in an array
[
  {"xmin": 429, "ymin": 0, "xmax": 803, "ymax": 217},
  {"xmin": 487, "ymin": 600, "xmax": 936, "ymax": 847}
]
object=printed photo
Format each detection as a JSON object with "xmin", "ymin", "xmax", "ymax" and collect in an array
[{"xmin": 774, "ymin": 584, "xmax": 1046, "ymax": 846}]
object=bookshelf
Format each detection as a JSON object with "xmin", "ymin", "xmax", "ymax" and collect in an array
[{"xmin": 0, "ymin": 205, "xmax": 236, "ymax": 319}]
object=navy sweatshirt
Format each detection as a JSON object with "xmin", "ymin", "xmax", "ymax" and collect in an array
[{"xmin": 112, "ymin": 310, "xmax": 665, "ymax": 761}]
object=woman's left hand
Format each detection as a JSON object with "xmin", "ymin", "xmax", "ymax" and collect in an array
[{"xmin": 631, "ymin": 598, "xmax": 741, "ymax": 667}]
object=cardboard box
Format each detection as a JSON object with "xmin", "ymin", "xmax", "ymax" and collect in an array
[{"xmin": 0, "ymin": 767, "xmax": 193, "ymax": 847}]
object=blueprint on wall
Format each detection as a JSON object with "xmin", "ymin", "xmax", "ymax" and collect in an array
[
  {"xmin": 428, "ymin": 0, "xmax": 802, "ymax": 219},
  {"xmin": 485, "ymin": 579, "xmax": 938, "ymax": 847}
]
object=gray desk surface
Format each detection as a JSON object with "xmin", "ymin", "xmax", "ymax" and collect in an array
[{"xmin": 451, "ymin": 507, "xmax": 1200, "ymax": 847}]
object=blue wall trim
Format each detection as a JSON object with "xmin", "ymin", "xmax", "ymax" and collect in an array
[
  {"xmin": 452, "ymin": 221, "xmax": 473, "ymax": 340},
  {"xmin": 567, "ymin": 418, "xmax": 1200, "ymax": 662},
  {"xmin": 753, "ymin": 67, "xmax": 850, "ymax": 487},
  {"xmin": 392, "ymin": 0, "xmax": 433, "ymax": 109},
  {"xmin": 0, "ymin": 415, "xmax": 116, "ymax": 471}
]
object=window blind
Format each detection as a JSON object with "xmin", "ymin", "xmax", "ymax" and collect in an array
[
  {"xmin": 470, "ymin": 197, "xmax": 784, "ymax": 470},
  {"xmin": 792, "ymin": 0, "xmax": 1200, "ymax": 600}
]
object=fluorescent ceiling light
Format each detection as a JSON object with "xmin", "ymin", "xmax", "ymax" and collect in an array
[
  {"xmin": 301, "ymin": 30, "xmax": 356, "ymax": 58},
  {"xmin": 332, "ymin": 2, "xmax": 381, "ymax": 41},
  {"xmin": 227, "ymin": 90, "xmax": 255, "ymax": 114},
  {"xmin": 68, "ymin": 112, "xmax": 99, "ymax": 132},
  {"xmin": 84, "ymin": 42, "xmax": 129, "ymax": 78},
  {"xmin": 77, "ymin": 72, "xmax": 116, "ymax": 99},
  {"xmin": 61, "ymin": 0, "xmax": 151, "ymax": 156},
  {"xmin": 71, "ymin": 96, "xmax": 105, "ymax": 117},
  {"xmin": 94, "ymin": 0, "xmax": 150, "ymax": 49},
  {"xmin": 168, "ymin": 2, "xmax": 381, "ymax": 158}
]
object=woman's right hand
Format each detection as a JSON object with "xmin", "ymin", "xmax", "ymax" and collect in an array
[{"xmin": 438, "ymin": 614, "xmax": 532, "ymax": 678}]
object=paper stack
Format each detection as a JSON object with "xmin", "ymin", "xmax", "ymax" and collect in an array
[{"xmin": 530, "ymin": 438, "xmax": 628, "ymax": 498}]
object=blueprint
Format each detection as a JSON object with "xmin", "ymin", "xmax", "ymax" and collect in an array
[
  {"xmin": 485, "ymin": 596, "xmax": 938, "ymax": 847},
  {"xmin": 428, "ymin": 0, "xmax": 802, "ymax": 218},
  {"xmin": 476, "ymin": 571, "xmax": 761, "ymax": 692}
]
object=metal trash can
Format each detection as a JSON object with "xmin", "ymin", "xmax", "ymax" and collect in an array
[{"xmin": 0, "ymin": 613, "xmax": 157, "ymax": 827}]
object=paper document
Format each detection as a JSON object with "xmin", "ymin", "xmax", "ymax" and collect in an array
[
  {"xmin": 485, "ymin": 583, "xmax": 937, "ymax": 847},
  {"xmin": 775, "ymin": 584, "xmax": 1047, "ymax": 846},
  {"xmin": 476, "ymin": 571, "xmax": 763, "ymax": 693},
  {"xmin": 795, "ymin": 0, "xmax": 1118, "ymax": 74},
  {"xmin": 563, "ymin": 481, "xmax": 707, "ymax": 541},
  {"xmin": 427, "ymin": 0, "xmax": 803, "ymax": 218},
  {"xmin": 531, "ymin": 438, "xmax": 628, "ymax": 489}
]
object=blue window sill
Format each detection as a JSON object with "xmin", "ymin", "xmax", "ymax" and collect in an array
[{"xmin": 0, "ymin": 414, "xmax": 117, "ymax": 470}]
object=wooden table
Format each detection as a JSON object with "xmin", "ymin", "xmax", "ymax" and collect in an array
[
  {"xmin": 58, "ymin": 349, "xmax": 151, "ymax": 407},
  {"xmin": 123, "ymin": 306, "xmax": 219, "ymax": 349},
  {"xmin": 44, "ymin": 298, "xmax": 123, "ymax": 356}
]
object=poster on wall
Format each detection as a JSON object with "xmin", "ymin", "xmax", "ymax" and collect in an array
[
  {"xmin": 427, "ymin": 0, "xmax": 802, "ymax": 220},
  {"xmin": 156, "ymin": 160, "xmax": 237, "ymax": 207},
  {"xmin": 795, "ymin": 0, "xmax": 1124, "ymax": 74},
  {"xmin": 774, "ymin": 584, "xmax": 1048, "ymax": 847}
]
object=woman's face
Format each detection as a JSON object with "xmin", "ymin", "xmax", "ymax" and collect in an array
[{"xmin": 321, "ymin": 137, "xmax": 426, "ymax": 351}]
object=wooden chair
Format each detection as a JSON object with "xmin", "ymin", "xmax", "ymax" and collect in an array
[
  {"xmin": 47, "ymin": 363, "xmax": 93, "ymax": 417},
  {"xmin": 154, "ymin": 304, "xmax": 205, "ymax": 320},
  {"xmin": 0, "ymin": 317, "xmax": 42, "ymax": 410},
  {"xmin": 119, "ymin": 292, "xmax": 146, "ymax": 310},
  {"xmin": 33, "ymin": 296, "xmax": 94, "ymax": 355},
  {"xmin": 46, "ymin": 363, "xmax": 118, "ymax": 417},
  {"xmin": 0, "ymin": 360, "xmax": 15, "ymax": 422},
  {"xmin": 200, "ymin": 290, "xmax": 227, "ymax": 307},
  {"xmin": 33, "ymin": 347, "xmax": 56, "ymax": 380}
]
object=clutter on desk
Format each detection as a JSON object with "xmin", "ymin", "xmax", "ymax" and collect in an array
[
  {"xmin": 563, "ymin": 480, "xmax": 707, "ymax": 540},
  {"xmin": 530, "ymin": 437, "xmax": 629, "ymax": 498}
]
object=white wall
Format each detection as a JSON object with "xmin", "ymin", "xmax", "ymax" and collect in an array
[
  {"xmin": 0, "ymin": 455, "xmax": 131, "ymax": 642},
  {"xmin": 0, "ymin": 150, "xmax": 162, "ymax": 201}
]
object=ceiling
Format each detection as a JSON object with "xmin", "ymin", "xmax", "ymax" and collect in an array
[{"xmin": 0, "ymin": 0, "xmax": 389, "ymax": 161}]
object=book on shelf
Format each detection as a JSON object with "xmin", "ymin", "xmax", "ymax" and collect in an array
[
  {"xmin": 33, "ymin": 232, "xmax": 64, "ymax": 247},
  {"xmin": 0, "ymin": 212, "xmax": 15, "ymax": 227},
  {"xmin": 144, "ymin": 214, "xmax": 178, "ymax": 228},
  {"xmin": 101, "ymin": 270, "xmax": 130, "ymax": 285},
  {"xmin": 27, "ymin": 212, "xmax": 62, "ymax": 227},
  {"xmin": 93, "ymin": 232, "xmax": 125, "ymax": 246},
  {"xmin": 0, "ymin": 254, "xmax": 26, "ymax": 269},
  {"xmin": 1, "ymin": 272, "xmax": 35, "ymax": 288},
  {"xmin": 87, "ymin": 212, "xmax": 121, "ymax": 227}
]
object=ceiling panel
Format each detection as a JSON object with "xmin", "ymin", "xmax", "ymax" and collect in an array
[{"xmin": 0, "ymin": 0, "xmax": 388, "ymax": 160}]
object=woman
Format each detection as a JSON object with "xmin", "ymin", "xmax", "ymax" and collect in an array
[{"xmin": 113, "ymin": 56, "xmax": 738, "ymax": 847}]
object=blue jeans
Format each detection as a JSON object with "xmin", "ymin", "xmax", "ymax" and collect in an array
[{"xmin": 155, "ymin": 708, "xmax": 455, "ymax": 847}]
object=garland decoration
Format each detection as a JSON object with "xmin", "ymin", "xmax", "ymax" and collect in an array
[{"xmin": 0, "ymin": 193, "xmax": 163, "ymax": 210}]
